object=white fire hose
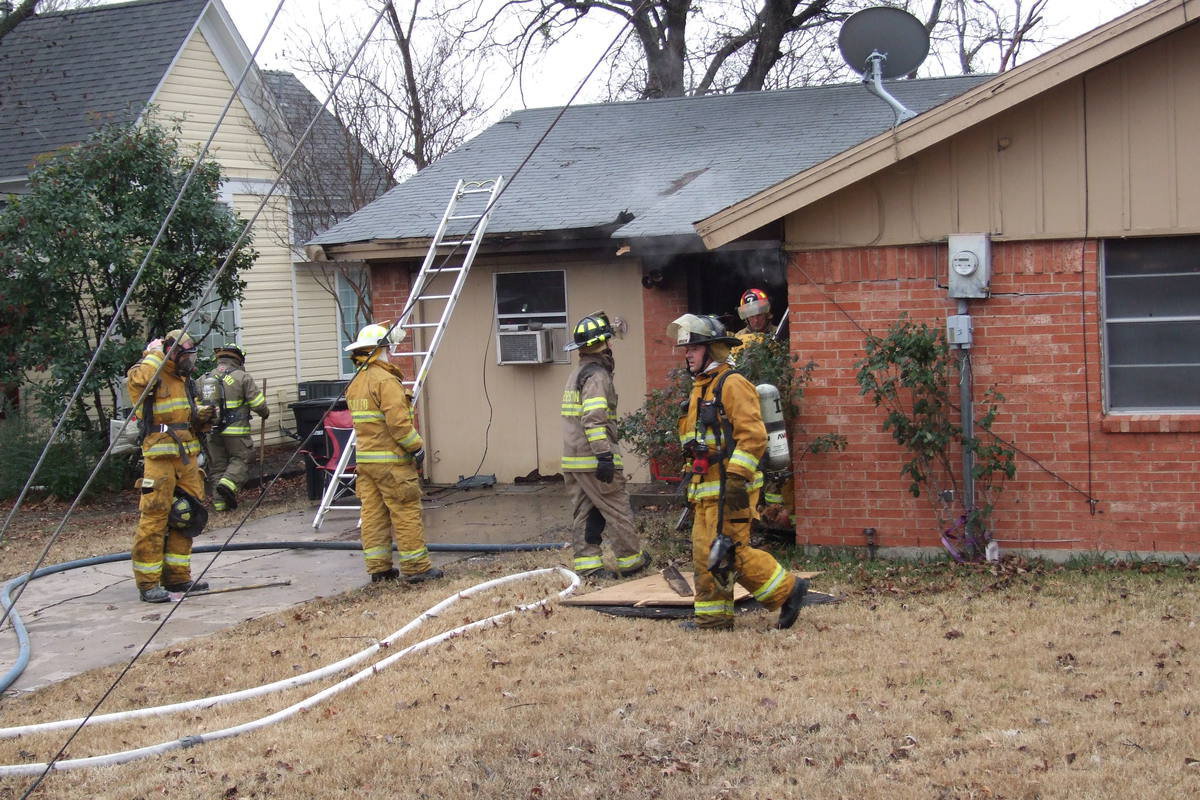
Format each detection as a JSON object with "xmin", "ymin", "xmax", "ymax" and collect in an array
[{"xmin": 0, "ymin": 566, "xmax": 579, "ymax": 776}]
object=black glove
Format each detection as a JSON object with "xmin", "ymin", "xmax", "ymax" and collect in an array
[
  {"xmin": 412, "ymin": 448, "xmax": 425, "ymax": 470},
  {"xmin": 595, "ymin": 453, "xmax": 615, "ymax": 483},
  {"xmin": 723, "ymin": 473, "xmax": 749, "ymax": 511}
]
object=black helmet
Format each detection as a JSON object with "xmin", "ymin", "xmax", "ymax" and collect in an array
[
  {"xmin": 213, "ymin": 343, "xmax": 246, "ymax": 363},
  {"xmin": 168, "ymin": 488, "xmax": 208, "ymax": 538},
  {"xmin": 564, "ymin": 312, "xmax": 615, "ymax": 351},
  {"xmin": 665, "ymin": 314, "xmax": 739, "ymax": 347}
]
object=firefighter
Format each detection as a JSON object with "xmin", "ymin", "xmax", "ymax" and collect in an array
[
  {"xmin": 730, "ymin": 287, "xmax": 794, "ymax": 529},
  {"xmin": 344, "ymin": 322, "xmax": 441, "ymax": 583},
  {"xmin": 201, "ymin": 343, "xmax": 269, "ymax": 511},
  {"xmin": 668, "ymin": 313, "xmax": 807, "ymax": 630},
  {"xmin": 127, "ymin": 329, "xmax": 213, "ymax": 603},
  {"xmin": 730, "ymin": 287, "xmax": 772, "ymax": 363},
  {"xmin": 561, "ymin": 312, "xmax": 648, "ymax": 579}
]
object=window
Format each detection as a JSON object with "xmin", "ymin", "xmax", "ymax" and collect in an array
[
  {"xmin": 186, "ymin": 297, "xmax": 240, "ymax": 361},
  {"xmin": 1102, "ymin": 236, "xmax": 1200, "ymax": 411},
  {"xmin": 337, "ymin": 267, "xmax": 372, "ymax": 377},
  {"xmin": 494, "ymin": 270, "xmax": 569, "ymax": 363}
]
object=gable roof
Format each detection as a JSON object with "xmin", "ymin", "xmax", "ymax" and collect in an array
[
  {"xmin": 259, "ymin": 70, "xmax": 395, "ymax": 243},
  {"xmin": 696, "ymin": 0, "xmax": 1200, "ymax": 248},
  {"xmin": 309, "ymin": 74, "xmax": 989, "ymax": 251},
  {"xmin": 0, "ymin": 0, "xmax": 209, "ymax": 182}
]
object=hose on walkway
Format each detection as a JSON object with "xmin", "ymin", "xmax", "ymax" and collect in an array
[
  {"xmin": 0, "ymin": 540, "xmax": 568, "ymax": 694},
  {"xmin": 0, "ymin": 566, "xmax": 580, "ymax": 776}
]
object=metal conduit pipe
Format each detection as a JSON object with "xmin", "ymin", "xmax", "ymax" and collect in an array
[{"xmin": 1, "ymin": 541, "xmax": 568, "ymax": 693}]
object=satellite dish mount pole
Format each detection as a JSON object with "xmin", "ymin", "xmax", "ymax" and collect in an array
[{"xmin": 862, "ymin": 51, "xmax": 917, "ymax": 126}]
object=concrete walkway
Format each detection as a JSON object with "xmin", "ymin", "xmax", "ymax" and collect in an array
[{"xmin": 1, "ymin": 484, "xmax": 572, "ymax": 693}]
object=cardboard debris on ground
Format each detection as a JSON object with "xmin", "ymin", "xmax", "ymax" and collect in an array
[{"xmin": 562, "ymin": 570, "xmax": 822, "ymax": 608}]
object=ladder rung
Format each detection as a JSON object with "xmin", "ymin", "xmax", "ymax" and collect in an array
[
  {"xmin": 447, "ymin": 214, "xmax": 483, "ymax": 221},
  {"xmin": 436, "ymin": 240, "xmax": 472, "ymax": 247},
  {"xmin": 428, "ymin": 266, "xmax": 464, "ymax": 272},
  {"xmin": 416, "ymin": 294, "xmax": 451, "ymax": 301},
  {"xmin": 405, "ymin": 322, "xmax": 439, "ymax": 328},
  {"xmin": 394, "ymin": 351, "xmax": 430, "ymax": 358},
  {"xmin": 460, "ymin": 187, "xmax": 494, "ymax": 194}
]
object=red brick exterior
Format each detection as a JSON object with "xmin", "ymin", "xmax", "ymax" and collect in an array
[
  {"xmin": 782, "ymin": 239, "xmax": 1200, "ymax": 555},
  {"xmin": 369, "ymin": 263, "xmax": 417, "ymax": 378},
  {"xmin": 641, "ymin": 279, "xmax": 689, "ymax": 391}
]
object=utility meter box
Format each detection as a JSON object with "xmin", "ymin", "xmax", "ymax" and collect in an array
[{"xmin": 948, "ymin": 233, "xmax": 991, "ymax": 299}]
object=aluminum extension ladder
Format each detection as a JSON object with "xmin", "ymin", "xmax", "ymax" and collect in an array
[{"xmin": 312, "ymin": 176, "xmax": 504, "ymax": 529}]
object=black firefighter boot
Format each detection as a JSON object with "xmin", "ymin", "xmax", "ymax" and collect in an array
[
  {"xmin": 371, "ymin": 568, "xmax": 400, "ymax": 583},
  {"xmin": 776, "ymin": 578, "xmax": 809, "ymax": 630},
  {"xmin": 164, "ymin": 579, "xmax": 210, "ymax": 594}
]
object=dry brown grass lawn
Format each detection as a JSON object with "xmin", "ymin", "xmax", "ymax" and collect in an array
[{"xmin": 0, "ymin": 544, "xmax": 1196, "ymax": 799}]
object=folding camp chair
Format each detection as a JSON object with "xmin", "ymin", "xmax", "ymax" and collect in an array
[{"xmin": 309, "ymin": 409, "xmax": 359, "ymax": 528}]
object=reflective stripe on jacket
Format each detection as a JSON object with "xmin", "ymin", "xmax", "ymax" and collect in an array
[
  {"xmin": 678, "ymin": 363, "xmax": 765, "ymax": 504},
  {"xmin": 345, "ymin": 359, "xmax": 423, "ymax": 464},
  {"xmin": 207, "ymin": 357, "xmax": 269, "ymax": 436},
  {"xmin": 127, "ymin": 350, "xmax": 200, "ymax": 459},
  {"xmin": 561, "ymin": 354, "xmax": 623, "ymax": 472}
]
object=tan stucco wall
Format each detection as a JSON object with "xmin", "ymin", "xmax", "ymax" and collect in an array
[
  {"xmin": 786, "ymin": 21, "xmax": 1200, "ymax": 248},
  {"xmin": 409, "ymin": 256, "xmax": 649, "ymax": 485},
  {"xmin": 154, "ymin": 32, "xmax": 305, "ymax": 443}
]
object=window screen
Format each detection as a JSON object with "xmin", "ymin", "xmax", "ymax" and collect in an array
[{"xmin": 1102, "ymin": 236, "xmax": 1200, "ymax": 411}]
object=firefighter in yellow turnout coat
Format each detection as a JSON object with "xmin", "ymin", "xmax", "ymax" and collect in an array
[
  {"xmin": 561, "ymin": 312, "xmax": 647, "ymax": 578},
  {"xmin": 344, "ymin": 323, "xmax": 441, "ymax": 583},
  {"xmin": 668, "ymin": 314, "xmax": 807, "ymax": 630},
  {"xmin": 202, "ymin": 343, "xmax": 269, "ymax": 511},
  {"xmin": 127, "ymin": 330, "xmax": 211, "ymax": 603},
  {"xmin": 729, "ymin": 288, "xmax": 794, "ymax": 525}
]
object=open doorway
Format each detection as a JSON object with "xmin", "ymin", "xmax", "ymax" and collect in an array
[{"xmin": 674, "ymin": 246, "xmax": 788, "ymax": 337}]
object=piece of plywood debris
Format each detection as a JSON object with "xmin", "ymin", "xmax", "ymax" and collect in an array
[{"xmin": 562, "ymin": 570, "xmax": 821, "ymax": 608}]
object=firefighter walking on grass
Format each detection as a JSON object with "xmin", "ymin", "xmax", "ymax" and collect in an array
[
  {"xmin": 344, "ymin": 322, "xmax": 442, "ymax": 584},
  {"xmin": 561, "ymin": 312, "xmax": 648, "ymax": 579},
  {"xmin": 201, "ymin": 343, "xmax": 269, "ymax": 511},
  {"xmin": 668, "ymin": 314, "xmax": 807, "ymax": 630},
  {"xmin": 127, "ymin": 330, "xmax": 212, "ymax": 603}
]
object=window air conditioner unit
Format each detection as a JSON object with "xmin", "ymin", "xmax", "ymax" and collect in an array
[{"xmin": 497, "ymin": 328, "xmax": 553, "ymax": 365}]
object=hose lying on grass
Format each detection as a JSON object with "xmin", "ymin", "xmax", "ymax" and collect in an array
[
  {"xmin": 0, "ymin": 540, "xmax": 568, "ymax": 695},
  {"xmin": 0, "ymin": 565, "xmax": 580, "ymax": 776}
]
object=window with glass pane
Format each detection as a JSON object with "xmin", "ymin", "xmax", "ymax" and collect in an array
[
  {"xmin": 338, "ymin": 268, "xmax": 371, "ymax": 376},
  {"xmin": 186, "ymin": 297, "xmax": 239, "ymax": 360},
  {"xmin": 1102, "ymin": 236, "xmax": 1200, "ymax": 411},
  {"xmin": 495, "ymin": 271, "xmax": 567, "ymax": 328}
]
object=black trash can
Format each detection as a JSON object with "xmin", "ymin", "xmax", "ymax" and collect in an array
[{"xmin": 289, "ymin": 398, "xmax": 349, "ymax": 500}]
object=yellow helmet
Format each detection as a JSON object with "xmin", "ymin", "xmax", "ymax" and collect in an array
[{"xmin": 344, "ymin": 322, "xmax": 406, "ymax": 352}]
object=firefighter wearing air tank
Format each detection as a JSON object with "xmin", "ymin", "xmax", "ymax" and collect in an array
[
  {"xmin": 561, "ymin": 312, "xmax": 648, "ymax": 578},
  {"xmin": 730, "ymin": 287, "xmax": 794, "ymax": 528},
  {"xmin": 669, "ymin": 314, "xmax": 807, "ymax": 630},
  {"xmin": 200, "ymin": 344, "xmax": 269, "ymax": 511},
  {"xmin": 344, "ymin": 323, "xmax": 442, "ymax": 584},
  {"xmin": 127, "ymin": 330, "xmax": 212, "ymax": 603}
]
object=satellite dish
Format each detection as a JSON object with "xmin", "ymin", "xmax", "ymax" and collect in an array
[
  {"xmin": 838, "ymin": 7, "xmax": 930, "ymax": 126},
  {"xmin": 838, "ymin": 6, "xmax": 930, "ymax": 78}
]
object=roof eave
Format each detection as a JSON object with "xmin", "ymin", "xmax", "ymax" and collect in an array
[{"xmin": 695, "ymin": 0, "xmax": 1199, "ymax": 250}]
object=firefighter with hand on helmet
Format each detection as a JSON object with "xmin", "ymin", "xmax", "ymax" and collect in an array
[
  {"xmin": 201, "ymin": 343, "xmax": 269, "ymax": 511},
  {"xmin": 127, "ymin": 329, "xmax": 213, "ymax": 603},
  {"xmin": 561, "ymin": 312, "xmax": 648, "ymax": 578},
  {"xmin": 730, "ymin": 287, "xmax": 772, "ymax": 363},
  {"xmin": 344, "ymin": 322, "xmax": 442, "ymax": 584},
  {"xmin": 668, "ymin": 313, "xmax": 807, "ymax": 630}
]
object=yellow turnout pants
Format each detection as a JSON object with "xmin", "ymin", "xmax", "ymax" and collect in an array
[
  {"xmin": 132, "ymin": 455, "xmax": 204, "ymax": 591},
  {"xmin": 356, "ymin": 463, "xmax": 430, "ymax": 577},
  {"xmin": 690, "ymin": 488, "xmax": 796, "ymax": 629}
]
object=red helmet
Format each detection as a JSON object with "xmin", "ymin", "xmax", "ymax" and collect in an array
[{"xmin": 737, "ymin": 288, "xmax": 770, "ymax": 320}]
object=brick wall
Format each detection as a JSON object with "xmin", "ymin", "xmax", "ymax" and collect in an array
[
  {"xmin": 786, "ymin": 240, "xmax": 1200, "ymax": 555},
  {"xmin": 369, "ymin": 263, "xmax": 417, "ymax": 378},
  {"xmin": 641, "ymin": 279, "xmax": 690, "ymax": 391}
]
